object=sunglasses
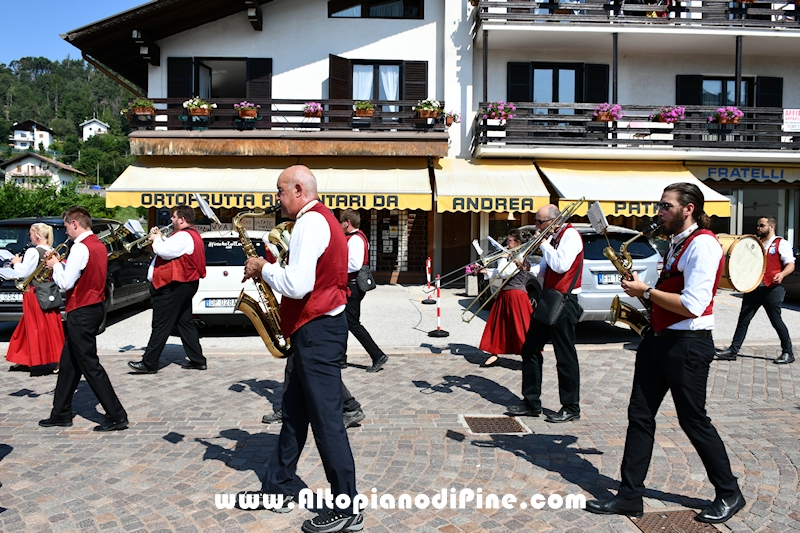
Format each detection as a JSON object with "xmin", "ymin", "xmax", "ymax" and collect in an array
[
  {"xmin": 756, "ymin": 224, "xmax": 768, "ymax": 228},
  {"xmin": 535, "ymin": 218, "xmax": 554, "ymax": 225},
  {"xmin": 657, "ymin": 202, "xmax": 677, "ymax": 211}
]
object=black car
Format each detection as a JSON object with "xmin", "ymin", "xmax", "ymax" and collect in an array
[
  {"xmin": 0, "ymin": 217, "xmax": 154, "ymax": 321},
  {"xmin": 783, "ymin": 246, "xmax": 800, "ymax": 300}
]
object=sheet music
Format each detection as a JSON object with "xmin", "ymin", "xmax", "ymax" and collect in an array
[{"xmin": 0, "ymin": 267, "xmax": 22, "ymax": 280}]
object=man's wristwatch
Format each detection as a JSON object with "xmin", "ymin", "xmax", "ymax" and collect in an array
[{"xmin": 643, "ymin": 288, "xmax": 652, "ymax": 300}]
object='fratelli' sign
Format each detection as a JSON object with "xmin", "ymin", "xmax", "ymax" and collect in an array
[{"xmin": 704, "ymin": 167, "xmax": 785, "ymax": 180}]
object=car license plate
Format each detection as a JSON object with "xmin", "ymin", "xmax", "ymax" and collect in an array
[
  {"xmin": 598, "ymin": 273, "xmax": 622, "ymax": 285},
  {"xmin": 0, "ymin": 292, "xmax": 23, "ymax": 303},
  {"xmin": 205, "ymin": 298, "xmax": 237, "ymax": 308}
]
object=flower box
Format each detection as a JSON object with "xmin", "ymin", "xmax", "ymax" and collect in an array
[
  {"xmin": 445, "ymin": 116, "xmax": 455, "ymax": 127},
  {"xmin": 132, "ymin": 106, "xmax": 156, "ymax": 116},
  {"xmin": 304, "ymin": 110, "xmax": 323, "ymax": 118},
  {"xmin": 715, "ymin": 116, "xmax": 740, "ymax": 125},
  {"xmin": 418, "ymin": 109, "xmax": 439, "ymax": 119},
  {"xmin": 189, "ymin": 108, "xmax": 211, "ymax": 117},
  {"xmin": 355, "ymin": 109, "xmax": 375, "ymax": 118},
  {"xmin": 594, "ymin": 112, "xmax": 615, "ymax": 122},
  {"xmin": 238, "ymin": 109, "xmax": 258, "ymax": 118}
]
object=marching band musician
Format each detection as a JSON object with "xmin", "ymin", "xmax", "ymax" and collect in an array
[
  {"xmin": 40, "ymin": 207, "xmax": 128, "ymax": 431},
  {"xmin": 6, "ymin": 223, "xmax": 64, "ymax": 373},
  {"xmin": 128, "ymin": 205, "xmax": 207, "ymax": 374},
  {"xmin": 239, "ymin": 165, "xmax": 362, "ymax": 532},
  {"xmin": 477, "ymin": 228, "xmax": 532, "ymax": 367},
  {"xmin": 507, "ymin": 204, "xmax": 584, "ymax": 424},
  {"xmin": 586, "ymin": 183, "xmax": 745, "ymax": 524}
]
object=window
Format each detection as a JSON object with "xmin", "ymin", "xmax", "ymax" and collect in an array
[
  {"xmin": 167, "ymin": 57, "xmax": 272, "ymax": 101},
  {"xmin": 329, "ymin": 0, "xmax": 423, "ymax": 18},
  {"xmin": 507, "ymin": 62, "xmax": 609, "ymax": 108},
  {"xmin": 353, "ymin": 63, "xmax": 401, "ymax": 113},
  {"xmin": 676, "ymin": 75, "xmax": 783, "ymax": 107},
  {"xmin": 702, "ymin": 78, "xmax": 750, "ymax": 107}
]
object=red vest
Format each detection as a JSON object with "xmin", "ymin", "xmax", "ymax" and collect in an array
[
  {"xmin": 280, "ymin": 203, "xmax": 349, "ymax": 337},
  {"xmin": 65, "ymin": 233, "xmax": 107, "ymax": 312},
  {"xmin": 152, "ymin": 227, "xmax": 206, "ymax": 290},
  {"xmin": 650, "ymin": 229, "xmax": 723, "ymax": 332},
  {"xmin": 764, "ymin": 237, "xmax": 784, "ymax": 288},
  {"xmin": 543, "ymin": 224, "xmax": 583, "ymax": 293},
  {"xmin": 345, "ymin": 230, "xmax": 369, "ymax": 282}
]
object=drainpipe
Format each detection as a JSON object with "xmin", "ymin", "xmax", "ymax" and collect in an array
[
  {"xmin": 483, "ymin": 30, "xmax": 488, "ymax": 103},
  {"xmin": 735, "ymin": 36, "xmax": 742, "ymax": 107},
  {"xmin": 82, "ymin": 52, "xmax": 144, "ymax": 97},
  {"xmin": 612, "ymin": 33, "xmax": 618, "ymax": 103}
]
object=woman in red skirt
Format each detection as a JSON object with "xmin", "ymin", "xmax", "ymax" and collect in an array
[
  {"xmin": 478, "ymin": 229, "xmax": 533, "ymax": 366},
  {"xmin": 6, "ymin": 223, "xmax": 65, "ymax": 374}
]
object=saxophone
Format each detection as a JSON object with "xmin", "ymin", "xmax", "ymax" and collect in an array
[
  {"xmin": 15, "ymin": 242, "xmax": 70, "ymax": 292},
  {"xmin": 233, "ymin": 206, "xmax": 292, "ymax": 358},
  {"xmin": 604, "ymin": 222, "xmax": 662, "ymax": 337}
]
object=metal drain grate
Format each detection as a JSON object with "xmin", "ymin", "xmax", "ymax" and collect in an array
[
  {"xmin": 635, "ymin": 510, "xmax": 719, "ymax": 533},
  {"xmin": 463, "ymin": 416, "xmax": 528, "ymax": 434}
]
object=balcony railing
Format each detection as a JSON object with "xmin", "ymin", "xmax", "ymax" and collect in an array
[
  {"xmin": 127, "ymin": 98, "xmax": 448, "ymax": 133},
  {"xmin": 476, "ymin": 0, "xmax": 800, "ymax": 30},
  {"xmin": 474, "ymin": 103, "xmax": 799, "ymax": 152}
]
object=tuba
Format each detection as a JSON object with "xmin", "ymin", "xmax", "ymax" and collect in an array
[
  {"xmin": 233, "ymin": 205, "xmax": 292, "ymax": 358},
  {"xmin": 604, "ymin": 222, "xmax": 662, "ymax": 337},
  {"xmin": 15, "ymin": 242, "xmax": 70, "ymax": 292}
]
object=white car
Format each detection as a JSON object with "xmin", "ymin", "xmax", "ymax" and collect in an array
[{"xmin": 191, "ymin": 230, "xmax": 269, "ymax": 327}]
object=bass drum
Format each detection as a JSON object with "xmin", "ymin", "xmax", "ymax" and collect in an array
[{"xmin": 717, "ymin": 234, "xmax": 766, "ymax": 293}]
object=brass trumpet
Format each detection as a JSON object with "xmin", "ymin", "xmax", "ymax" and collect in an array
[
  {"xmin": 15, "ymin": 242, "xmax": 70, "ymax": 292},
  {"xmin": 123, "ymin": 223, "xmax": 174, "ymax": 252},
  {"xmin": 461, "ymin": 198, "xmax": 585, "ymax": 323}
]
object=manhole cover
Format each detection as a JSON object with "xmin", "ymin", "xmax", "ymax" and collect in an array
[
  {"xmin": 635, "ymin": 510, "xmax": 719, "ymax": 533},
  {"xmin": 462, "ymin": 415, "xmax": 530, "ymax": 434}
]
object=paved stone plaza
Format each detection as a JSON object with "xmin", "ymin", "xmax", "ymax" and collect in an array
[{"xmin": 0, "ymin": 339, "xmax": 798, "ymax": 532}]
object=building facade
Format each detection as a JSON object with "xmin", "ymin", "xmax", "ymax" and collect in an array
[
  {"xmin": 9, "ymin": 121, "xmax": 54, "ymax": 151},
  {"xmin": 0, "ymin": 152, "xmax": 85, "ymax": 190}
]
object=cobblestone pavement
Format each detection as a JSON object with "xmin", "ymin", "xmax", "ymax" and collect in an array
[{"xmin": 0, "ymin": 341, "xmax": 798, "ymax": 532}]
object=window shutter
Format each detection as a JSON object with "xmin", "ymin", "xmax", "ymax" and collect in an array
[
  {"xmin": 507, "ymin": 63, "xmax": 532, "ymax": 102},
  {"xmin": 246, "ymin": 58, "xmax": 272, "ymax": 101},
  {"xmin": 167, "ymin": 57, "xmax": 193, "ymax": 98},
  {"xmin": 675, "ymin": 75, "xmax": 703, "ymax": 106},
  {"xmin": 329, "ymin": 54, "xmax": 352, "ymax": 123},
  {"xmin": 402, "ymin": 61, "xmax": 428, "ymax": 101},
  {"xmin": 583, "ymin": 64, "xmax": 608, "ymax": 103},
  {"xmin": 755, "ymin": 76, "xmax": 782, "ymax": 108}
]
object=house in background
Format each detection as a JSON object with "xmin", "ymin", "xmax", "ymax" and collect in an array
[
  {"xmin": 9, "ymin": 120, "xmax": 54, "ymax": 151},
  {"xmin": 0, "ymin": 152, "xmax": 85, "ymax": 190},
  {"xmin": 79, "ymin": 118, "xmax": 110, "ymax": 141}
]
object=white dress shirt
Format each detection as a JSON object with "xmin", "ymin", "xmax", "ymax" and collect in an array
[
  {"xmin": 52, "ymin": 230, "xmax": 92, "ymax": 291},
  {"xmin": 484, "ymin": 256, "xmax": 520, "ymax": 280},
  {"xmin": 531, "ymin": 225, "xmax": 583, "ymax": 294},
  {"xmin": 13, "ymin": 246, "xmax": 51, "ymax": 279},
  {"xmin": 260, "ymin": 200, "xmax": 345, "ymax": 316},
  {"xmin": 147, "ymin": 230, "xmax": 195, "ymax": 282},
  {"xmin": 764, "ymin": 234, "xmax": 795, "ymax": 267},
  {"xmin": 346, "ymin": 232, "xmax": 365, "ymax": 274},
  {"xmin": 663, "ymin": 223, "xmax": 721, "ymax": 331}
]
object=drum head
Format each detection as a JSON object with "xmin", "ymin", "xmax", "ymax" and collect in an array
[{"xmin": 719, "ymin": 235, "xmax": 766, "ymax": 293}]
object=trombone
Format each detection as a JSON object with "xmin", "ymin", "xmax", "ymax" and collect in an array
[
  {"xmin": 461, "ymin": 197, "xmax": 585, "ymax": 323},
  {"xmin": 124, "ymin": 223, "xmax": 174, "ymax": 252}
]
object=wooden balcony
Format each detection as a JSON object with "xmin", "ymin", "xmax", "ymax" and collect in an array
[
  {"xmin": 473, "ymin": 103, "xmax": 800, "ymax": 158},
  {"xmin": 475, "ymin": 0, "xmax": 800, "ymax": 30},
  {"xmin": 126, "ymin": 98, "xmax": 450, "ymax": 158}
]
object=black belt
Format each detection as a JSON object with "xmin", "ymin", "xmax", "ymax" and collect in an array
[{"xmin": 653, "ymin": 329, "xmax": 712, "ymax": 339}]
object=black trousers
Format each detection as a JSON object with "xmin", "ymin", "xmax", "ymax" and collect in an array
[
  {"xmin": 51, "ymin": 303, "xmax": 127, "ymax": 422},
  {"xmin": 730, "ymin": 284, "xmax": 793, "ymax": 355},
  {"xmin": 263, "ymin": 313, "xmax": 357, "ymax": 512},
  {"xmin": 343, "ymin": 280, "xmax": 386, "ymax": 364},
  {"xmin": 618, "ymin": 333, "xmax": 739, "ymax": 500},
  {"xmin": 520, "ymin": 293, "xmax": 581, "ymax": 414},
  {"xmin": 142, "ymin": 280, "xmax": 205, "ymax": 369},
  {"xmin": 274, "ymin": 352, "xmax": 361, "ymax": 414}
]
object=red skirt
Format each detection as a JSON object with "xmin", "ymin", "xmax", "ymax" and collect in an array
[
  {"xmin": 6, "ymin": 288, "xmax": 65, "ymax": 367},
  {"xmin": 479, "ymin": 289, "xmax": 533, "ymax": 356}
]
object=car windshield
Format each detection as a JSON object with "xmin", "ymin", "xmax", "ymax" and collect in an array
[
  {"xmin": 582, "ymin": 233, "xmax": 657, "ymax": 261},
  {"xmin": 204, "ymin": 238, "xmax": 264, "ymax": 266},
  {"xmin": 0, "ymin": 225, "xmax": 68, "ymax": 255}
]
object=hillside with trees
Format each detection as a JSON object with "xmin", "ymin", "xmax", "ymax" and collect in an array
[{"xmin": 0, "ymin": 56, "xmax": 138, "ymax": 185}]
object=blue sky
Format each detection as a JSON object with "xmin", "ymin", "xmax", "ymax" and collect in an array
[{"xmin": 2, "ymin": 0, "xmax": 146, "ymax": 66}]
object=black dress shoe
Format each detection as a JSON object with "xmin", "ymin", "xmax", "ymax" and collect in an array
[
  {"xmin": 181, "ymin": 361, "xmax": 207, "ymax": 370},
  {"xmin": 695, "ymin": 491, "xmax": 745, "ymax": 524},
  {"xmin": 545, "ymin": 409, "xmax": 580, "ymax": 423},
  {"xmin": 94, "ymin": 419, "xmax": 129, "ymax": 432},
  {"xmin": 38, "ymin": 417, "xmax": 73, "ymax": 428},
  {"xmin": 234, "ymin": 491, "xmax": 295, "ymax": 512},
  {"xmin": 714, "ymin": 348, "xmax": 737, "ymax": 361},
  {"xmin": 505, "ymin": 403, "xmax": 542, "ymax": 417},
  {"xmin": 128, "ymin": 361, "xmax": 157, "ymax": 374},
  {"xmin": 773, "ymin": 352, "xmax": 795, "ymax": 365},
  {"xmin": 585, "ymin": 495, "xmax": 644, "ymax": 518},
  {"xmin": 366, "ymin": 354, "xmax": 388, "ymax": 373}
]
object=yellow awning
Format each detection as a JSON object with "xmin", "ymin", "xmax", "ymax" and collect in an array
[
  {"xmin": 434, "ymin": 159, "xmax": 550, "ymax": 213},
  {"xmin": 685, "ymin": 163, "xmax": 800, "ymax": 183},
  {"xmin": 107, "ymin": 157, "xmax": 432, "ymax": 211},
  {"xmin": 536, "ymin": 160, "xmax": 731, "ymax": 218}
]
